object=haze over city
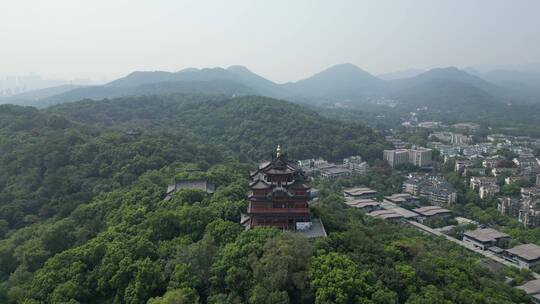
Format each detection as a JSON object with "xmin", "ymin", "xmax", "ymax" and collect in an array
[{"xmin": 2, "ymin": 0, "xmax": 540, "ymax": 83}]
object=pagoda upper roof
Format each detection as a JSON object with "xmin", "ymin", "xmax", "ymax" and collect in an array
[
  {"xmin": 258, "ymin": 161, "xmax": 272, "ymax": 169},
  {"xmin": 266, "ymin": 168, "xmax": 295, "ymax": 175},
  {"xmin": 251, "ymin": 153, "xmax": 302, "ymax": 177},
  {"xmin": 289, "ymin": 179, "xmax": 311, "ymax": 190},
  {"xmin": 249, "ymin": 179, "xmax": 271, "ymax": 189}
]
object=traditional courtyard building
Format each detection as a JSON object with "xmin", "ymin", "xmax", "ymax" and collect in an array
[{"xmin": 245, "ymin": 146, "xmax": 311, "ymax": 230}]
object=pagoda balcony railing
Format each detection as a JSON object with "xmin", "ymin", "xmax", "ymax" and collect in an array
[
  {"xmin": 250, "ymin": 222, "xmax": 292, "ymax": 229},
  {"xmin": 248, "ymin": 207, "xmax": 310, "ymax": 214},
  {"xmin": 248, "ymin": 191, "xmax": 269, "ymax": 198}
]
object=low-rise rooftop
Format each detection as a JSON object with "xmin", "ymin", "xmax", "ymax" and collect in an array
[
  {"xmin": 368, "ymin": 210, "xmax": 403, "ymax": 220},
  {"xmin": 344, "ymin": 187, "xmax": 377, "ymax": 196},
  {"xmin": 322, "ymin": 167, "xmax": 351, "ymax": 175},
  {"xmin": 413, "ymin": 206, "xmax": 452, "ymax": 217},
  {"xmin": 384, "ymin": 193, "xmax": 419, "ymax": 204},
  {"xmin": 165, "ymin": 179, "xmax": 215, "ymax": 200},
  {"xmin": 455, "ymin": 217, "xmax": 478, "ymax": 225},
  {"xmin": 380, "ymin": 202, "xmax": 420, "ymax": 219},
  {"xmin": 517, "ymin": 278, "xmax": 540, "ymax": 295},
  {"xmin": 345, "ymin": 199, "xmax": 380, "ymax": 209},
  {"xmin": 464, "ymin": 228, "xmax": 509, "ymax": 243},
  {"xmin": 506, "ymin": 244, "xmax": 540, "ymax": 262}
]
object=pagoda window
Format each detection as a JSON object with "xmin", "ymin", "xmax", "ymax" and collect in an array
[{"xmin": 258, "ymin": 189, "xmax": 269, "ymax": 196}]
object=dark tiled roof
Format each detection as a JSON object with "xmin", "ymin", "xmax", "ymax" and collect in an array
[
  {"xmin": 250, "ymin": 179, "xmax": 271, "ymax": 189},
  {"xmin": 165, "ymin": 179, "xmax": 215, "ymax": 200},
  {"xmin": 506, "ymin": 244, "xmax": 540, "ymax": 261},
  {"xmin": 464, "ymin": 228, "xmax": 509, "ymax": 243}
]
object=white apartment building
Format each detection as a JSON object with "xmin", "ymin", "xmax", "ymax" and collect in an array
[
  {"xmin": 383, "ymin": 149, "xmax": 410, "ymax": 168},
  {"xmin": 383, "ymin": 147, "xmax": 432, "ymax": 168},
  {"xmin": 409, "ymin": 147, "xmax": 433, "ymax": 167}
]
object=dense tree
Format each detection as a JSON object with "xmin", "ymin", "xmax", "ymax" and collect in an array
[
  {"xmin": 48, "ymin": 94, "xmax": 390, "ymax": 162},
  {"xmin": 147, "ymin": 288, "xmax": 201, "ymax": 304},
  {"xmin": 501, "ymin": 183, "xmax": 521, "ymax": 196},
  {"xmin": 309, "ymin": 252, "xmax": 371, "ymax": 303}
]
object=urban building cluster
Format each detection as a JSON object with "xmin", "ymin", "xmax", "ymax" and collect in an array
[
  {"xmin": 398, "ymin": 120, "xmax": 540, "ymax": 229},
  {"xmin": 399, "ymin": 118, "xmax": 539, "ymax": 163},
  {"xmin": 456, "ymin": 156, "xmax": 540, "ymax": 227},
  {"xmin": 469, "ymin": 176, "xmax": 500, "ymax": 199},
  {"xmin": 344, "ymin": 184, "xmax": 540, "ymax": 272},
  {"xmin": 430, "ymin": 131, "xmax": 473, "ymax": 145},
  {"xmin": 455, "ymin": 150, "xmax": 540, "ymax": 227},
  {"xmin": 487, "ymin": 134, "xmax": 540, "ymax": 147},
  {"xmin": 402, "ymin": 173, "xmax": 458, "ymax": 205},
  {"xmin": 381, "ymin": 121, "xmax": 540, "ymax": 302},
  {"xmin": 343, "ymin": 186, "xmax": 453, "ymax": 225},
  {"xmin": 344, "ymin": 185, "xmax": 540, "ymax": 272},
  {"xmin": 431, "ymin": 132, "xmax": 540, "ymax": 162},
  {"xmin": 401, "ymin": 119, "xmax": 480, "ymax": 133},
  {"xmin": 498, "ymin": 178, "xmax": 540, "ymax": 228},
  {"xmin": 384, "ymin": 135, "xmax": 407, "ymax": 149},
  {"xmin": 297, "ymin": 155, "xmax": 368, "ymax": 180}
]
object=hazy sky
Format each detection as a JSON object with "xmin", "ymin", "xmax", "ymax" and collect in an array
[{"xmin": 1, "ymin": 0, "xmax": 539, "ymax": 83}]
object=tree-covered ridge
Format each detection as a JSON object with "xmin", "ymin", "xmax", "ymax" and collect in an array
[
  {"xmin": 48, "ymin": 94, "xmax": 390, "ymax": 162},
  {"xmin": 0, "ymin": 94, "xmax": 388, "ymax": 231},
  {"xmin": 0, "ymin": 104, "xmax": 224, "ymax": 231}
]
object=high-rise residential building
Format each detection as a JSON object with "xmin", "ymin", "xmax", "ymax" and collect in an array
[
  {"xmin": 408, "ymin": 147, "xmax": 432, "ymax": 167},
  {"xmin": 383, "ymin": 147, "xmax": 432, "ymax": 168},
  {"xmin": 451, "ymin": 133, "xmax": 473, "ymax": 145},
  {"xmin": 383, "ymin": 149, "xmax": 410, "ymax": 168}
]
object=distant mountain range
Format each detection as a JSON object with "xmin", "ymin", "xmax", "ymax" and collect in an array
[
  {"xmin": 2, "ymin": 63, "xmax": 540, "ymax": 109},
  {"xmin": 465, "ymin": 68, "xmax": 540, "ymax": 99},
  {"xmin": 377, "ymin": 68, "xmax": 425, "ymax": 80},
  {"xmin": 282, "ymin": 63, "xmax": 386, "ymax": 102},
  {"xmin": 0, "ymin": 85, "xmax": 86, "ymax": 107}
]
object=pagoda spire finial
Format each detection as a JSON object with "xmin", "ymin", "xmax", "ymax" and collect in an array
[{"xmin": 276, "ymin": 144, "xmax": 281, "ymax": 157}]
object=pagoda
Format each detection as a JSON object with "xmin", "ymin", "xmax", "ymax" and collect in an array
[{"xmin": 246, "ymin": 145, "xmax": 311, "ymax": 230}]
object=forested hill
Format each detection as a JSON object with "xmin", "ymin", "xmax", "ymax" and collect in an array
[
  {"xmin": 0, "ymin": 98, "xmax": 533, "ymax": 303},
  {"xmin": 0, "ymin": 104, "xmax": 224, "ymax": 230},
  {"xmin": 48, "ymin": 94, "xmax": 390, "ymax": 162},
  {"xmin": 0, "ymin": 95, "xmax": 387, "ymax": 232}
]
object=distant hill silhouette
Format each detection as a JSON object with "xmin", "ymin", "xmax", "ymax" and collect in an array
[
  {"xmin": 378, "ymin": 68, "xmax": 425, "ymax": 80},
  {"xmin": 394, "ymin": 79, "xmax": 501, "ymax": 110},
  {"xmin": 389, "ymin": 67, "xmax": 497, "ymax": 91},
  {"xmin": 38, "ymin": 79, "xmax": 254, "ymax": 107},
  {"xmin": 6, "ymin": 63, "xmax": 539, "ymax": 109},
  {"xmin": 282, "ymin": 63, "xmax": 386, "ymax": 101},
  {"xmin": 108, "ymin": 66, "xmax": 284, "ymax": 97},
  {"xmin": 0, "ymin": 85, "xmax": 85, "ymax": 107},
  {"xmin": 472, "ymin": 69, "xmax": 540, "ymax": 100}
]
